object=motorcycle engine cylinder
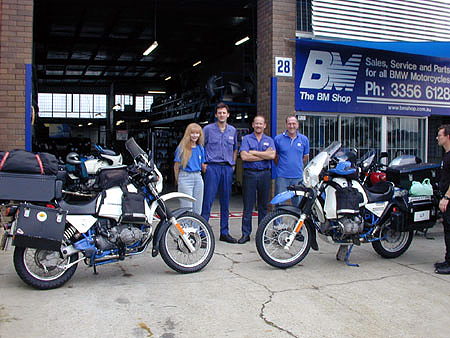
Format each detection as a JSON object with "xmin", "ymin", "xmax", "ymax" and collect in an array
[{"xmin": 338, "ymin": 215, "xmax": 364, "ymax": 234}]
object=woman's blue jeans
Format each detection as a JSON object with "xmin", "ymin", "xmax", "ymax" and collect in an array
[{"xmin": 178, "ymin": 170, "xmax": 204, "ymax": 214}]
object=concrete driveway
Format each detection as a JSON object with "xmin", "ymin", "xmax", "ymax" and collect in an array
[{"xmin": 1, "ymin": 218, "xmax": 449, "ymax": 338}]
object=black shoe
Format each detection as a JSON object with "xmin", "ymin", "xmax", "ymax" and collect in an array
[
  {"xmin": 238, "ymin": 235, "xmax": 250, "ymax": 244},
  {"xmin": 434, "ymin": 261, "xmax": 448, "ymax": 269},
  {"xmin": 435, "ymin": 262, "xmax": 450, "ymax": 274},
  {"xmin": 219, "ymin": 234, "xmax": 237, "ymax": 244}
]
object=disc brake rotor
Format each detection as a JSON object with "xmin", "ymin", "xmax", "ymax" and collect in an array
[{"xmin": 177, "ymin": 231, "xmax": 201, "ymax": 253}]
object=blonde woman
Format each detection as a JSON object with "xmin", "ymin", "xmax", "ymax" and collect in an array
[{"xmin": 174, "ymin": 123, "xmax": 206, "ymax": 214}]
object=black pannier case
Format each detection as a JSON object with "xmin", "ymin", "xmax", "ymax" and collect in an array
[
  {"xmin": 13, "ymin": 203, "xmax": 67, "ymax": 251},
  {"xmin": 386, "ymin": 163, "xmax": 440, "ymax": 191},
  {"xmin": 408, "ymin": 195, "xmax": 437, "ymax": 231},
  {"xmin": 0, "ymin": 171, "xmax": 64, "ymax": 202},
  {"xmin": 392, "ymin": 195, "xmax": 438, "ymax": 232}
]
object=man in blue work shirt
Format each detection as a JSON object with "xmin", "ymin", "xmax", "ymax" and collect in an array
[
  {"xmin": 238, "ymin": 115, "xmax": 276, "ymax": 244},
  {"xmin": 201, "ymin": 102, "xmax": 238, "ymax": 243},
  {"xmin": 274, "ymin": 115, "xmax": 309, "ymax": 206}
]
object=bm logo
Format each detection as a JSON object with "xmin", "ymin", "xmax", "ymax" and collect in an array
[{"xmin": 300, "ymin": 50, "xmax": 362, "ymax": 92}]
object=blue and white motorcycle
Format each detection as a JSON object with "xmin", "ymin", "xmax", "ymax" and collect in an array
[
  {"xmin": 255, "ymin": 141, "xmax": 437, "ymax": 268},
  {"xmin": 1, "ymin": 138, "xmax": 214, "ymax": 289}
]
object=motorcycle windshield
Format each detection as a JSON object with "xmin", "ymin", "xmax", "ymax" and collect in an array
[
  {"xmin": 303, "ymin": 141, "xmax": 341, "ymax": 188},
  {"xmin": 359, "ymin": 150, "xmax": 376, "ymax": 171}
]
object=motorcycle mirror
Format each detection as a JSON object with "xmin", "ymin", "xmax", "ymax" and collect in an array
[{"xmin": 380, "ymin": 151, "xmax": 388, "ymax": 159}]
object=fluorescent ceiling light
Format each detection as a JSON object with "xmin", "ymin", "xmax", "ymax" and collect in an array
[
  {"xmin": 116, "ymin": 120, "xmax": 124, "ymax": 126},
  {"xmin": 164, "ymin": 76, "xmax": 171, "ymax": 81},
  {"xmin": 112, "ymin": 104, "xmax": 122, "ymax": 110},
  {"xmin": 141, "ymin": 119, "xmax": 149, "ymax": 123},
  {"xmin": 235, "ymin": 36, "xmax": 250, "ymax": 46},
  {"xmin": 87, "ymin": 122, "xmax": 93, "ymax": 126},
  {"xmin": 192, "ymin": 60, "xmax": 202, "ymax": 67},
  {"xmin": 143, "ymin": 41, "xmax": 158, "ymax": 56},
  {"xmin": 78, "ymin": 124, "xmax": 83, "ymax": 127},
  {"xmin": 147, "ymin": 90, "xmax": 166, "ymax": 94}
]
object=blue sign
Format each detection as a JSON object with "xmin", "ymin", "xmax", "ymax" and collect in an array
[{"xmin": 295, "ymin": 40, "xmax": 450, "ymax": 116}]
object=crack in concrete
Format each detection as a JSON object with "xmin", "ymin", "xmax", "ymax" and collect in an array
[
  {"xmin": 215, "ymin": 248, "xmax": 450, "ymax": 337},
  {"xmin": 216, "ymin": 251, "xmax": 299, "ymax": 337},
  {"xmin": 392, "ymin": 261, "xmax": 450, "ymax": 283}
]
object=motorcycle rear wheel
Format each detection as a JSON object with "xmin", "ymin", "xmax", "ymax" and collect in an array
[
  {"xmin": 13, "ymin": 247, "xmax": 78, "ymax": 290},
  {"xmin": 255, "ymin": 210, "xmax": 312, "ymax": 269},
  {"xmin": 159, "ymin": 212, "xmax": 215, "ymax": 273},
  {"xmin": 372, "ymin": 229, "xmax": 413, "ymax": 258}
]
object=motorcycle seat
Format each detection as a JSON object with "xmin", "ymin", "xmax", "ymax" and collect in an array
[
  {"xmin": 59, "ymin": 196, "xmax": 99, "ymax": 215},
  {"xmin": 365, "ymin": 181, "xmax": 394, "ymax": 203}
]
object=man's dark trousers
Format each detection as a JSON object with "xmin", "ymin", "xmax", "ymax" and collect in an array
[
  {"xmin": 241, "ymin": 169, "xmax": 271, "ymax": 237},
  {"xmin": 443, "ymin": 208, "xmax": 450, "ymax": 262},
  {"xmin": 201, "ymin": 163, "xmax": 233, "ymax": 236}
]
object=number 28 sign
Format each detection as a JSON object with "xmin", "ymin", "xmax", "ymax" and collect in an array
[{"xmin": 275, "ymin": 57, "xmax": 293, "ymax": 77}]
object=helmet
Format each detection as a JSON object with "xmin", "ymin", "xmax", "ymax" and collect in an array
[{"xmin": 66, "ymin": 152, "xmax": 81, "ymax": 164}]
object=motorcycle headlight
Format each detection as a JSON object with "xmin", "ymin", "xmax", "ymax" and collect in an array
[{"xmin": 303, "ymin": 168, "xmax": 312, "ymax": 188}]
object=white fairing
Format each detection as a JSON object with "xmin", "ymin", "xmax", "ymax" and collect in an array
[
  {"xmin": 154, "ymin": 167, "xmax": 163, "ymax": 193},
  {"xmin": 303, "ymin": 141, "xmax": 341, "ymax": 188},
  {"xmin": 97, "ymin": 186, "xmax": 123, "ymax": 221},
  {"xmin": 303, "ymin": 152, "xmax": 328, "ymax": 188},
  {"xmin": 100, "ymin": 153, "xmax": 123, "ymax": 166},
  {"xmin": 365, "ymin": 201, "xmax": 389, "ymax": 218},
  {"xmin": 83, "ymin": 155, "xmax": 123, "ymax": 175},
  {"xmin": 323, "ymin": 177, "xmax": 368, "ymax": 219},
  {"xmin": 66, "ymin": 215, "xmax": 97, "ymax": 233}
]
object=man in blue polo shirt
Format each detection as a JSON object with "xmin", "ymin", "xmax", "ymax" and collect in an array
[
  {"xmin": 274, "ymin": 115, "xmax": 309, "ymax": 206},
  {"xmin": 238, "ymin": 115, "xmax": 276, "ymax": 244},
  {"xmin": 201, "ymin": 102, "xmax": 238, "ymax": 243}
]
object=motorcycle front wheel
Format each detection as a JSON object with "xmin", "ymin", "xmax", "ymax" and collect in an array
[
  {"xmin": 372, "ymin": 228, "xmax": 413, "ymax": 258},
  {"xmin": 255, "ymin": 210, "xmax": 312, "ymax": 269},
  {"xmin": 13, "ymin": 247, "xmax": 78, "ymax": 290},
  {"xmin": 159, "ymin": 212, "xmax": 215, "ymax": 273}
]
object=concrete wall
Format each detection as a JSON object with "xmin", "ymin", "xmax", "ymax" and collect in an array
[
  {"xmin": 257, "ymin": 0, "xmax": 296, "ymax": 135},
  {"xmin": 0, "ymin": 0, "xmax": 33, "ymax": 150}
]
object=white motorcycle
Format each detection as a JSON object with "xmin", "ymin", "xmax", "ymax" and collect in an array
[
  {"xmin": 255, "ymin": 141, "xmax": 438, "ymax": 268},
  {"xmin": 1, "ymin": 138, "xmax": 215, "ymax": 289},
  {"xmin": 65, "ymin": 145, "xmax": 123, "ymax": 196}
]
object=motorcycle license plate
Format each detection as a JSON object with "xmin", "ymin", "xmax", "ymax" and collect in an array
[{"xmin": 414, "ymin": 210, "xmax": 430, "ymax": 222}]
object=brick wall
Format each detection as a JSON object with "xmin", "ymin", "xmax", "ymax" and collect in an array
[
  {"xmin": 257, "ymin": 0, "xmax": 296, "ymax": 135},
  {"xmin": 0, "ymin": 0, "xmax": 33, "ymax": 150}
]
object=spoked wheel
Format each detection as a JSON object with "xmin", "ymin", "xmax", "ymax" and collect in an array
[
  {"xmin": 13, "ymin": 247, "xmax": 78, "ymax": 290},
  {"xmin": 372, "ymin": 228, "xmax": 413, "ymax": 258},
  {"xmin": 255, "ymin": 210, "xmax": 312, "ymax": 269},
  {"xmin": 159, "ymin": 212, "xmax": 215, "ymax": 273}
]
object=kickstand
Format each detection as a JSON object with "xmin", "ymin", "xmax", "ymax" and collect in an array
[
  {"xmin": 336, "ymin": 244, "xmax": 359, "ymax": 267},
  {"xmin": 345, "ymin": 244, "xmax": 359, "ymax": 267},
  {"xmin": 93, "ymin": 264, "xmax": 98, "ymax": 275}
]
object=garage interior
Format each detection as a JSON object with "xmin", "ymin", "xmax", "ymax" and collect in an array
[{"xmin": 32, "ymin": 0, "xmax": 257, "ymax": 186}]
